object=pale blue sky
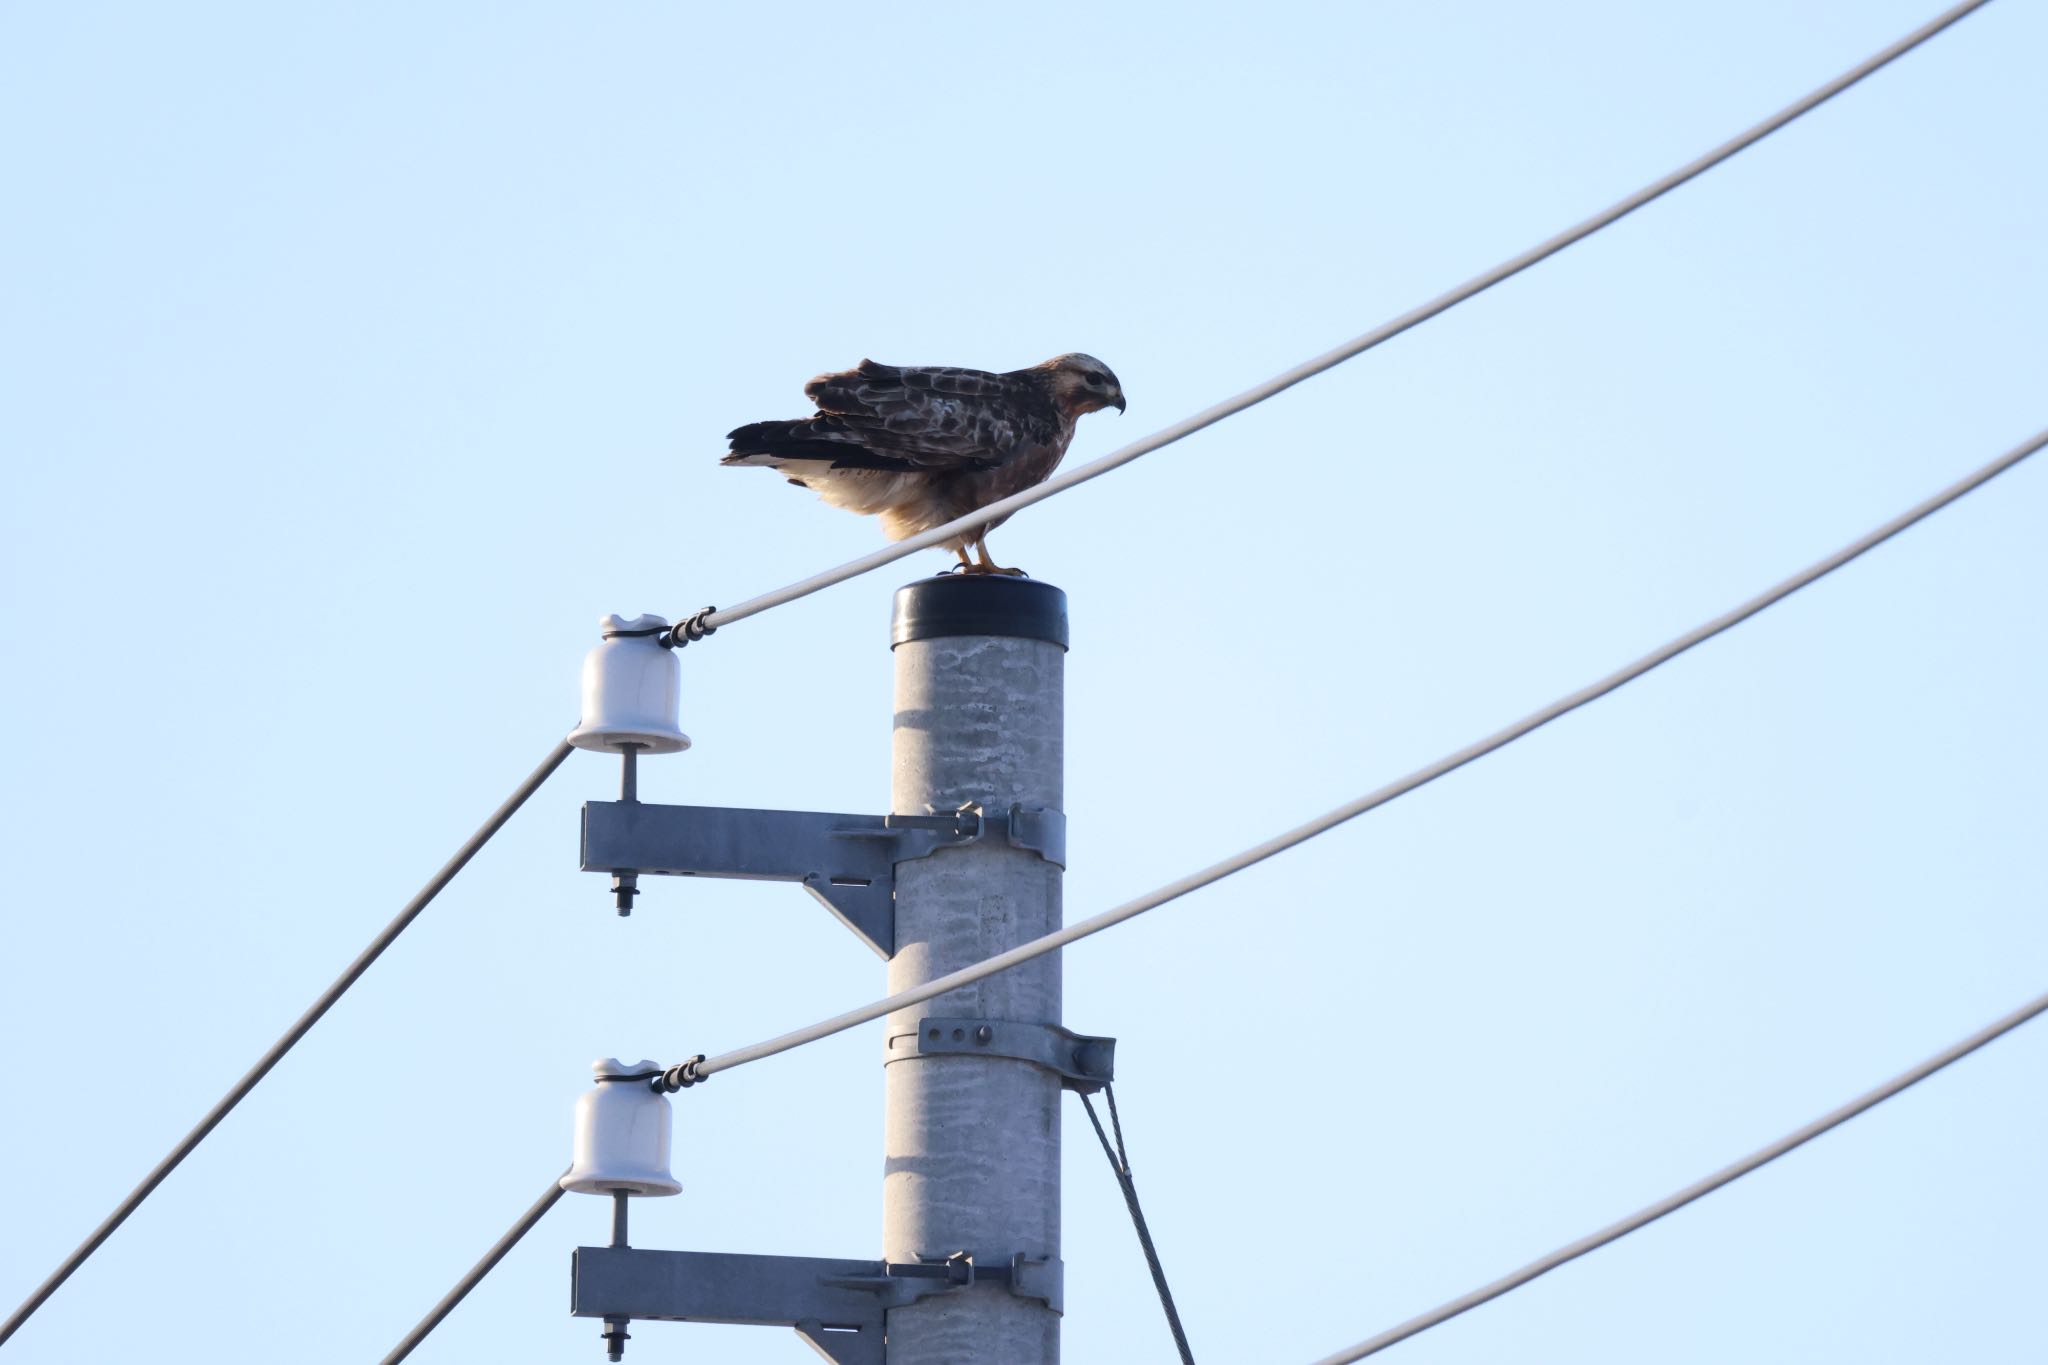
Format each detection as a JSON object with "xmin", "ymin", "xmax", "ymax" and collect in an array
[{"xmin": 2, "ymin": 3, "xmax": 2043, "ymax": 1362}]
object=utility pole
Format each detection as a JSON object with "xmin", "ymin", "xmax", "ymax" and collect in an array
[
  {"xmin": 565, "ymin": 586, "xmax": 1095, "ymax": 1361},
  {"xmin": 885, "ymin": 575, "xmax": 1068, "ymax": 1364}
]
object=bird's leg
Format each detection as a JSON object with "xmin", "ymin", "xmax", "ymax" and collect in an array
[
  {"xmin": 971, "ymin": 535, "xmax": 1028, "ymax": 577},
  {"xmin": 950, "ymin": 545, "xmax": 976, "ymax": 574}
]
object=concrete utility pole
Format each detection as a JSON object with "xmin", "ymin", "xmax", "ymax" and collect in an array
[{"xmin": 885, "ymin": 575, "xmax": 1068, "ymax": 1364}]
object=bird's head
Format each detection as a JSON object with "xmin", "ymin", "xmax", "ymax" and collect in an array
[{"xmin": 1036, "ymin": 353, "xmax": 1126, "ymax": 418}]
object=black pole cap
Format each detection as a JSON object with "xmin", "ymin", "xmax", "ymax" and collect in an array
[{"xmin": 892, "ymin": 575, "xmax": 1068, "ymax": 650}]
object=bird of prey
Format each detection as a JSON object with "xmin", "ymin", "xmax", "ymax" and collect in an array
[{"xmin": 722, "ymin": 353, "xmax": 1125, "ymax": 575}]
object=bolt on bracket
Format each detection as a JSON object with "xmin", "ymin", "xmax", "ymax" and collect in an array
[
  {"xmin": 581, "ymin": 800, "xmax": 1066, "ymax": 958},
  {"xmin": 571, "ymin": 1245, "xmax": 1063, "ymax": 1365},
  {"xmin": 887, "ymin": 1017, "xmax": 1116, "ymax": 1094}
]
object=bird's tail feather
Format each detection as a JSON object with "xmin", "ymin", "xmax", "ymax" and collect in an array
[
  {"xmin": 723, "ymin": 417, "xmax": 909, "ymax": 472},
  {"xmin": 724, "ymin": 418, "xmax": 830, "ymax": 465}
]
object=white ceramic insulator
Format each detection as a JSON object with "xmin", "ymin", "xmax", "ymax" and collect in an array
[
  {"xmin": 561, "ymin": 1057, "xmax": 683, "ymax": 1197},
  {"xmin": 566, "ymin": 614, "xmax": 691, "ymax": 754}
]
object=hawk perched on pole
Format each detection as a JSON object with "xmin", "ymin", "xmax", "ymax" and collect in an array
[{"xmin": 723, "ymin": 353, "xmax": 1125, "ymax": 575}]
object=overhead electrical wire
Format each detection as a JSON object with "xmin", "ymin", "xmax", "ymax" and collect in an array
[
  {"xmin": 1305, "ymin": 984, "xmax": 2048, "ymax": 1363},
  {"xmin": 689, "ymin": 0, "xmax": 1994, "ymax": 634},
  {"xmin": 383, "ymin": 1175, "xmax": 571, "ymax": 1365},
  {"xmin": 0, "ymin": 741, "xmax": 578, "ymax": 1348},
  {"xmin": 666, "ymin": 425, "xmax": 2044, "ymax": 1085}
]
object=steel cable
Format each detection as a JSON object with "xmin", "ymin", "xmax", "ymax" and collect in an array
[
  {"xmin": 1081, "ymin": 1085, "xmax": 1196, "ymax": 1365},
  {"xmin": 382, "ymin": 1174, "xmax": 571, "ymax": 1365},
  {"xmin": 1305, "ymin": 985, "xmax": 2048, "ymax": 1363},
  {"xmin": 0, "ymin": 741, "xmax": 577, "ymax": 1347}
]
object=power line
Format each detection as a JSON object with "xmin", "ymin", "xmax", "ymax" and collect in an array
[
  {"xmin": 0, "ymin": 740, "xmax": 577, "ymax": 1349},
  {"xmin": 383, "ymin": 1174, "xmax": 569, "ymax": 1365},
  {"xmin": 667, "ymin": 424, "xmax": 2044, "ymax": 1085},
  {"xmin": 1305, "ymin": 984, "xmax": 2048, "ymax": 1363},
  {"xmin": 691, "ymin": 0, "xmax": 1995, "ymax": 635}
]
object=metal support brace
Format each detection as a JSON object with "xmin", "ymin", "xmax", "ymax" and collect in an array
[
  {"xmin": 571, "ymin": 1246, "xmax": 1063, "ymax": 1365},
  {"xmin": 580, "ymin": 800, "xmax": 1067, "ymax": 958},
  {"xmin": 886, "ymin": 1018, "xmax": 1116, "ymax": 1093}
]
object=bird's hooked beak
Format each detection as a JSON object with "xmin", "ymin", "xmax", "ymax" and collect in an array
[{"xmin": 1110, "ymin": 389, "xmax": 1127, "ymax": 414}]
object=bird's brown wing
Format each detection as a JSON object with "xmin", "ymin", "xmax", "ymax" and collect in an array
[{"xmin": 724, "ymin": 361, "xmax": 1059, "ymax": 472}]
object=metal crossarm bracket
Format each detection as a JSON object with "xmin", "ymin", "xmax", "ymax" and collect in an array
[
  {"xmin": 887, "ymin": 1017, "xmax": 1116, "ymax": 1094},
  {"xmin": 572, "ymin": 1246, "xmax": 1064, "ymax": 1365},
  {"xmin": 581, "ymin": 800, "xmax": 1066, "ymax": 958}
]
